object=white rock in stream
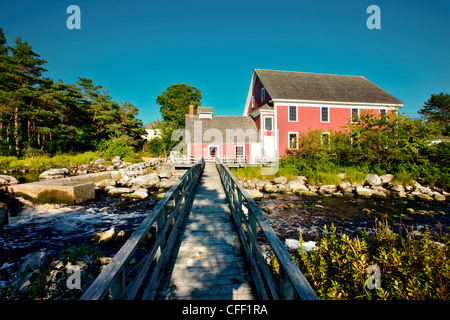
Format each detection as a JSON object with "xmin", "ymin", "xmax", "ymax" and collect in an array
[{"xmin": 284, "ymin": 239, "xmax": 316, "ymax": 252}]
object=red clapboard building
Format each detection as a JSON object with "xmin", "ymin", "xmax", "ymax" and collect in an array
[
  {"xmin": 243, "ymin": 69, "xmax": 403, "ymax": 157},
  {"xmin": 179, "ymin": 69, "xmax": 403, "ymax": 164}
]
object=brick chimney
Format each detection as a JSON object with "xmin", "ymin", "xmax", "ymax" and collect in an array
[{"xmin": 189, "ymin": 105, "xmax": 194, "ymax": 116}]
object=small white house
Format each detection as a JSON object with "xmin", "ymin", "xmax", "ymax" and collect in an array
[{"xmin": 143, "ymin": 119, "xmax": 162, "ymax": 140}]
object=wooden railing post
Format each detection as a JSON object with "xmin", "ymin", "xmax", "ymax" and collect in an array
[{"xmin": 109, "ymin": 269, "xmax": 125, "ymax": 300}]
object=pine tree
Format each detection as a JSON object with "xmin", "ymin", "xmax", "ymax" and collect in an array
[
  {"xmin": 6, "ymin": 36, "xmax": 48, "ymax": 155},
  {"xmin": 419, "ymin": 92, "xmax": 450, "ymax": 135}
]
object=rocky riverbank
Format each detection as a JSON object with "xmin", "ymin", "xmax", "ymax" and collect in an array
[
  {"xmin": 239, "ymin": 173, "xmax": 449, "ymax": 202},
  {"xmin": 0, "ymin": 157, "xmax": 183, "ymax": 225}
]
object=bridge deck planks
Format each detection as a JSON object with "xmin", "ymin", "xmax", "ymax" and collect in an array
[{"xmin": 155, "ymin": 165, "xmax": 256, "ymax": 300}]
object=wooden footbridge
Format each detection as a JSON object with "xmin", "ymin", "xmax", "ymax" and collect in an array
[{"xmin": 81, "ymin": 158, "xmax": 318, "ymax": 300}]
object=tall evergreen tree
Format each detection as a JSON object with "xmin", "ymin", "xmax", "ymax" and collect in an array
[
  {"xmin": 6, "ymin": 36, "xmax": 48, "ymax": 155},
  {"xmin": 0, "ymin": 27, "xmax": 146, "ymax": 156},
  {"xmin": 419, "ymin": 92, "xmax": 450, "ymax": 135}
]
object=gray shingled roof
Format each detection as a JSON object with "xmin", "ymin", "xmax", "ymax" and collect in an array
[
  {"xmin": 144, "ymin": 119, "xmax": 160, "ymax": 129},
  {"xmin": 197, "ymin": 107, "xmax": 214, "ymax": 114},
  {"xmin": 185, "ymin": 115, "xmax": 260, "ymax": 143},
  {"xmin": 255, "ymin": 69, "xmax": 403, "ymax": 105}
]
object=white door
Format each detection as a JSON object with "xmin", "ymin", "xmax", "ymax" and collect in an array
[{"xmin": 263, "ymin": 136, "xmax": 275, "ymax": 157}]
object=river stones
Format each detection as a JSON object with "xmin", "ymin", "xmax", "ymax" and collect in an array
[
  {"xmin": 273, "ymin": 176, "xmax": 288, "ymax": 185},
  {"xmin": 128, "ymin": 173, "xmax": 160, "ymax": 188},
  {"xmin": 95, "ymin": 179, "xmax": 116, "ymax": 189},
  {"xmin": 355, "ymin": 186, "xmax": 374, "ymax": 198},
  {"xmin": 122, "ymin": 188, "xmax": 149, "ymax": 200},
  {"xmin": 0, "ymin": 175, "xmax": 19, "ymax": 186},
  {"xmin": 39, "ymin": 168, "xmax": 69, "ymax": 180},
  {"xmin": 287, "ymin": 180, "xmax": 309, "ymax": 193},
  {"xmin": 107, "ymin": 187, "xmax": 134, "ymax": 195},
  {"xmin": 245, "ymin": 189, "xmax": 262, "ymax": 200},
  {"xmin": 318, "ymin": 185, "xmax": 338, "ymax": 196},
  {"xmin": 263, "ymin": 184, "xmax": 278, "ymax": 193},
  {"xmin": 364, "ymin": 174, "xmax": 382, "ymax": 187}
]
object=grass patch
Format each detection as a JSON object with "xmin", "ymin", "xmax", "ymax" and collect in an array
[
  {"xmin": 392, "ymin": 171, "xmax": 415, "ymax": 186},
  {"xmin": 231, "ymin": 164, "xmax": 369, "ymax": 186},
  {"xmin": 230, "ymin": 166, "xmax": 297, "ymax": 181},
  {"xmin": 308, "ymin": 171, "xmax": 342, "ymax": 185},
  {"xmin": 0, "ymin": 151, "xmax": 145, "ymax": 172}
]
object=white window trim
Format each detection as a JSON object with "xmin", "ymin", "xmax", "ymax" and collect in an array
[
  {"xmin": 320, "ymin": 106, "xmax": 330, "ymax": 123},
  {"xmin": 288, "ymin": 132, "xmax": 299, "ymax": 150},
  {"xmin": 251, "ymin": 96, "xmax": 255, "ymax": 109},
  {"xmin": 351, "ymin": 108, "xmax": 359, "ymax": 123},
  {"xmin": 288, "ymin": 105, "xmax": 298, "ymax": 122},
  {"xmin": 380, "ymin": 108, "xmax": 387, "ymax": 117},
  {"xmin": 261, "ymin": 87, "xmax": 265, "ymax": 102},
  {"xmin": 264, "ymin": 115, "xmax": 273, "ymax": 132}
]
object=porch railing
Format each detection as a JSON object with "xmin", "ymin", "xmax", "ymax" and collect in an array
[{"xmin": 170, "ymin": 151, "xmax": 278, "ymax": 166}]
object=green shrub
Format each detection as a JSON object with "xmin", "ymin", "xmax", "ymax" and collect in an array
[
  {"xmin": 277, "ymin": 222, "xmax": 450, "ymax": 300},
  {"xmin": 98, "ymin": 137, "xmax": 136, "ymax": 159}
]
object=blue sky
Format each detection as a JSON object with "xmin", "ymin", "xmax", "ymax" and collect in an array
[{"xmin": 1, "ymin": 0, "xmax": 449, "ymax": 125}]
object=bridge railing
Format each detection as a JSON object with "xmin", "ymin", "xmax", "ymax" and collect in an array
[
  {"xmin": 80, "ymin": 158, "xmax": 205, "ymax": 300},
  {"xmin": 216, "ymin": 157, "xmax": 318, "ymax": 300}
]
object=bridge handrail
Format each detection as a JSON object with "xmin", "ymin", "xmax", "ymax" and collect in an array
[
  {"xmin": 216, "ymin": 157, "xmax": 318, "ymax": 300},
  {"xmin": 80, "ymin": 158, "xmax": 205, "ymax": 300}
]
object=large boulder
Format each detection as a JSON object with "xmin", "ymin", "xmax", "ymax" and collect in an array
[
  {"xmin": 94, "ymin": 158, "xmax": 106, "ymax": 165},
  {"xmin": 433, "ymin": 193, "xmax": 446, "ymax": 201},
  {"xmin": 0, "ymin": 175, "xmax": 19, "ymax": 186},
  {"xmin": 364, "ymin": 174, "xmax": 382, "ymax": 187},
  {"xmin": 318, "ymin": 185, "xmax": 338, "ymax": 195},
  {"xmin": 156, "ymin": 159, "xmax": 175, "ymax": 179},
  {"xmin": 380, "ymin": 174, "xmax": 394, "ymax": 184},
  {"xmin": 263, "ymin": 184, "xmax": 278, "ymax": 193},
  {"xmin": 255, "ymin": 181, "xmax": 268, "ymax": 191},
  {"xmin": 338, "ymin": 180, "xmax": 352, "ymax": 191},
  {"xmin": 13, "ymin": 251, "xmax": 47, "ymax": 293},
  {"xmin": 297, "ymin": 176, "xmax": 308, "ymax": 185},
  {"xmin": 157, "ymin": 178, "xmax": 178, "ymax": 189},
  {"xmin": 128, "ymin": 173, "xmax": 160, "ymax": 188},
  {"xmin": 95, "ymin": 179, "xmax": 117, "ymax": 189},
  {"xmin": 158, "ymin": 170, "xmax": 173, "ymax": 179},
  {"xmin": 39, "ymin": 168, "xmax": 69, "ymax": 180},
  {"xmin": 111, "ymin": 156, "xmax": 122, "ymax": 164},
  {"xmin": 390, "ymin": 184, "xmax": 407, "ymax": 198},
  {"xmin": 120, "ymin": 162, "xmax": 149, "ymax": 178},
  {"xmin": 355, "ymin": 186, "xmax": 374, "ymax": 198},
  {"xmin": 245, "ymin": 189, "xmax": 263, "ymax": 200},
  {"xmin": 273, "ymin": 176, "xmax": 288, "ymax": 185},
  {"xmin": 287, "ymin": 180, "xmax": 309, "ymax": 193},
  {"xmin": 98, "ymin": 227, "xmax": 116, "ymax": 244},
  {"xmin": 107, "ymin": 187, "xmax": 134, "ymax": 196},
  {"xmin": 125, "ymin": 188, "xmax": 149, "ymax": 200}
]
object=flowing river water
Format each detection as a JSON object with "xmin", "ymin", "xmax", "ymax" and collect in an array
[
  {"xmin": 0, "ymin": 182, "xmax": 449, "ymax": 288},
  {"xmin": 258, "ymin": 193, "xmax": 450, "ymax": 244},
  {"xmin": 0, "ymin": 192, "xmax": 155, "ymax": 286}
]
